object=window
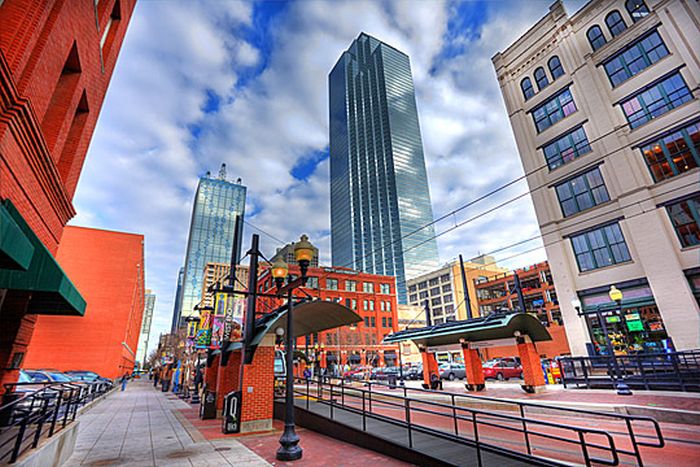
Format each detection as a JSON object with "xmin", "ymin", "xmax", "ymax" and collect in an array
[
  {"xmin": 409, "ymin": 293, "xmax": 418, "ymax": 302},
  {"xmin": 440, "ymin": 274, "xmax": 450, "ymax": 283},
  {"xmin": 532, "ymin": 88, "xmax": 577, "ymax": 133},
  {"xmin": 555, "ymin": 168, "xmax": 610, "ymax": 217},
  {"xmin": 666, "ymin": 195, "xmax": 700, "ymax": 247},
  {"xmin": 445, "ymin": 304, "xmax": 454, "ymax": 313},
  {"xmin": 305, "ymin": 277, "xmax": 319, "ymax": 289},
  {"xmin": 626, "ymin": 0, "xmax": 650, "ymax": 23},
  {"xmin": 641, "ymin": 121, "xmax": 700, "ymax": 182},
  {"xmin": 442, "ymin": 284, "xmax": 451, "ymax": 293},
  {"xmin": 326, "ymin": 278, "xmax": 338, "ymax": 290},
  {"xmin": 379, "ymin": 283, "xmax": 391, "ymax": 294},
  {"xmin": 534, "ymin": 67, "xmax": 549, "ymax": 90},
  {"xmin": 430, "ymin": 287, "xmax": 440, "ymax": 296},
  {"xmin": 571, "ymin": 223, "xmax": 631, "ymax": 272},
  {"xmin": 346, "ymin": 280, "xmax": 356, "ymax": 292},
  {"xmin": 620, "ymin": 73, "xmax": 692, "ymax": 129},
  {"xmin": 364, "ymin": 317, "xmax": 369, "ymax": 326},
  {"xmin": 603, "ymin": 31, "xmax": 668, "ymax": 87},
  {"xmin": 429, "ymin": 278, "xmax": 439, "ymax": 286},
  {"xmin": 363, "ymin": 300, "xmax": 368, "ymax": 310},
  {"xmin": 587, "ymin": 25, "xmax": 607, "ymax": 51},
  {"xmin": 363, "ymin": 282, "xmax": 374, "ymax": 293},
  {"xmin": 548, "ymin": 56, "xmax": 564, "ymax": 80},
  {"xmin": 418, "ymin": 282, "xmax": 427, "ymax": 290},
  {"xmin": 368, "ymin": 300, "xmax": 375, "ymax": 311},
  {"xmin": 388, "ymin": 318, "xmax": 393, "ymax": 328},
  {"xmin": 521, "ymin": 77, "xmax": 535, "ymax": 100},
  {"xmin": 444, "ymin": 294, "xmax": 453, "ymax": 303},
  {"xmin": 419, "ymin": 291, "xmax": 428, "ymax": 299},
  {"xmin": 431, "ymin": 297, "xmax": 441, "ymax": 306},
  {"xmin": 605, "ymin": 11, "xmax": 627, "ymax": 37},
  {"xmin": 382, "ymin": 317, "xmax": 387, "ymax": 328},
  {"xmin": 408, "ymin": 285, "xmax": 416, "ymax": 293},
  {"xmin": 370, "ymin": 317, "xmax": 376, "ymax": 327},
  {"xmin": 380, "ymin": 301, "xmax": 386, "ymax": 311},
  {"xmin": 543, "ymin": 126, "xmax": 592, "ymax": 169}
]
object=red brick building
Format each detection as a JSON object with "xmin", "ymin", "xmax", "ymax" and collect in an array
[
  {"xmin": 474, "ymin": 261, "xmax": 571, "ymax": 359},
  {"xmin": 257, "ymin": 266, "xmax": 400, "ymax": 367},
  {"xmin": 0, "ymin": 0, "xmax": 135, "ymax": 389},
  {"xmin": 23, "ymin": 226, "xmax": 145, "ymax": 379}
]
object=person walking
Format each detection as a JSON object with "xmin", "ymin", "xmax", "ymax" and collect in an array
[
  {"xmin": 153, "ymin": 367, "xmax": 160, "ymax": 388},
  {"xmin": 120, "ymin": 373, "xmax": 129, "ymax": 392}
]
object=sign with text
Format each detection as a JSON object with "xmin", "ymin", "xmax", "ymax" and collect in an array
[
  {"xmin": 222, "ymin": 391, "xmax": 242, "ymax": 433},
  {"xmin": 470, "ymin": 338, "xmax": 517, "ymax": 349}
]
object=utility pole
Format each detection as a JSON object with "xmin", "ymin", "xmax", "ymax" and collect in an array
[{"xmin": 459, "ymin": 255, "xmax": 473, "ymax": 320}]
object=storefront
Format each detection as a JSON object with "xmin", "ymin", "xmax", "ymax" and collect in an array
[{"xmin": 577, "ymin": 279, "xmax": 672, "ymax": 355}]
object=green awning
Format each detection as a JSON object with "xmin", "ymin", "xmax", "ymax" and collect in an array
[
  {"xmin": 383, "ymin": 312, "xmax": 552, "ymax": 347},
  {"xmin": 0, "ymin": 203, "xmax": 34, "ymax": 270},
  {"xmin": 0, "ymin": 200, "xmax": 86, "ymax": 315}
]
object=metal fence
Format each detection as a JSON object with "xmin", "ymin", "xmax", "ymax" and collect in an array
[
  {"xmin": 293, "ymin": 377, "xmax": 665, "ymax": 466},
  {"xmin": 0, "ymin": 380, "xmax": 113, "ymax": 464},
  {"xmin": 559, "ymin": 350, "xmax": 700, "ymax": 392}
]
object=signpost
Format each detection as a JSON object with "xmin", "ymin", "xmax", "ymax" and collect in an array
[{"xmin": 222, "ymin": 391, "xmax": 242, "ymax": 434}]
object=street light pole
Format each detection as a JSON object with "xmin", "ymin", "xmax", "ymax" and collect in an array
[{"xmin": 277, "ymin": 287, "xmax": 301, "ymax": 461}]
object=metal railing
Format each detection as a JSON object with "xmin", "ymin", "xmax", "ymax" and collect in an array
[
  {"xmin": 0, "ymin": 380, "xmax": 113, "ymax": 464},
  {"xmin": 292, "ymin": 380, "xmax": 665, "ymax": 466},
  {"xmin": 559, "ymin": 350, "xmax": 700, "ymax": 392}
]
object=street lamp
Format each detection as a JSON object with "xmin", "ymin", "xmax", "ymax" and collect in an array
[
  {"xmin": 608, "ymin": 286, "xmax": 632, "ymax": 395},
  {"xmin": 277, "ymin": 236, "xmax": 315, "ymax": 462}
]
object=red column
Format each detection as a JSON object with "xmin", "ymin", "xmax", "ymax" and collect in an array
[
  {"xmin": 462, "ymin": 343, "xmax": 485, "ymax": 391},
  {"xmin": 240, "ymin": 344, "xmax": 275, "ymax": 432},
  {"xmin": 379, "ymin": 351, "xmax": 385, "ymax": 367},
  {"xmin": 204, "ymin": 354, "xmax": 220, "ymax": 390},
  {"xmin": 340, "ymin": 352, "xmax": 347, "ymax": 366},
  {"xmin": 420, "ymin": 348, "xmax": 439, "ymax": 389},
  {"xmin": 319, "ymin": 350, "xmax": 327, "ymax": 369},
  {"xmin": 215, "ymin": 350, "xmax": 242, "ymax": 411},
  {"xmin": 517, "ymin": 338, "xmax": 545, "ymax": 393}
]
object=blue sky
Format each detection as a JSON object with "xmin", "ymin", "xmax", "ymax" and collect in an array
[{"xmin": 71, "ymin": 0, "xmax": 587, "ymax": 358}]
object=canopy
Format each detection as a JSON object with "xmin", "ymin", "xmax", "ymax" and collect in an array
[
  {"xmin": 250, "ymin": 299, "xmax": 362, "ymax": 346},
  {"xmin": 383, "ymin": 312, "xmax": 551, "ymax": 348},
  {"xmin": 0, "ymin": 200, "xmax": 86, "ymax": 315}
]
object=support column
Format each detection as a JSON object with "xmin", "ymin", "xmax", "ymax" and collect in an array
[
  {"xmin": 379, "ymin": 351, "xmax": 385, "ymax": 367},
  {"xmin": 240, "ymin": 334, "xmax": 276, "ymax": 433},
  {"xmin": 420, "ymin": 347, "xmax": 439, "ymax": 389},
  {"xmin": 204, "ymin": 354, "xmax": 220, "ymax": 391},
  {"xmin": 516, "ymin": 337, "xmax": 545, "ymax": 393},
  {"xmin": 0, "ymin": 292, "xmax": 34, "ymax": 394},
  {"xmin": 215, "ymin": 350, "xmax": 242, "ymax": 412},
  {"xmin": 340, "ymin": 352, "xmax": 347, "ymax": 366},
  {"xmin": 461, "ymin": 343, "xmax": 485, "ymax": 391},
  {"xmin": 319, "ymin": 350, "xmax": 327, "ymax": 369}
]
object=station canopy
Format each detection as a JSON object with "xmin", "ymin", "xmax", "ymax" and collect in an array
[{"xmin": 383, "ymin": 312, "xmax": 551, "ymax": 348}]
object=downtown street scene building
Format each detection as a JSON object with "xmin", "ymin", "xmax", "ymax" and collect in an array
[
  {"xmin": 406, "ymin": 255, "xmax": 508, "ymax": 324},
  {"xmin": 329, "ymin": 33, "xmax": 440, "ymax": 304},
  {"xmin": 493, "ymin": 0, "xmax": 700, "ymax": 356},
  {"xmin": 173, "ymin": 167, "xmax": 246, "ymax": 329},
  {"xmin": 135, "ymin": 290, "xmax": 156, "ymax": 367}
]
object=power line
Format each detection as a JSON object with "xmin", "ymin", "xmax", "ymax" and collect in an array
[{"xmin": 243, "ymin": 219, "xmax": 287, "ymax": 245}]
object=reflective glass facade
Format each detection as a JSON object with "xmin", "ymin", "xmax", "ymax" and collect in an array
[
  {"xmin": 175, "ymin": 176, "xmax": 246, "ymax": 327},
  {"xmin": 329, "ymin": 33, "xmax": 439, "ymax": 304}
]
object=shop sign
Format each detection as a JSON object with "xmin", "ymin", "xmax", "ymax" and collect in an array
[
  {"xmin": 624, "ymin": 312, "xmax": 644, "ymax": 332},
  {"xmin": 649, "ymin": 321, "xmax": 664, "ymax": 331},
  {"xmin": 427, "ymin": 344, "xmax": 462, "ymax": 353},
  {"xmin": 470, "ymin": 338, "xmax": 517, "ymax": 349},
  {"xmin": 605, "ymin": 315, "xmax": 621, "ymax": 323}
]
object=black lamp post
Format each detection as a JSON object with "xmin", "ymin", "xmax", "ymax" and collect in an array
[{"xmin": 275, "ymin": 235, "xmax": 314, "ymax": 462}]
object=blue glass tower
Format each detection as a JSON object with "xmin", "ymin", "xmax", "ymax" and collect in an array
[
  {"xmin": 170, "ymin": 267, "xmax": 184, "ymax": 333},
  {"xmin": 174, "ymin": 167, "xmax": 246, "ymax": 328},
  {"xmin": 329, "ymin": 33, "xmax": 439, "ymax": 303}
]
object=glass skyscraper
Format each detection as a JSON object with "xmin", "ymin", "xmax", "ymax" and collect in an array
[
  {"xmin": 173, "ymin": 168, "xmax": 246, "ymax": 328},
  {"xmin": 329, "ymin": 33, "xmax": 439, "ymax": 304}
]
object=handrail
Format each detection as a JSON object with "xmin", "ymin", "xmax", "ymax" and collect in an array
[
  {"xmin": 295, "ymin": 377, "xmax": 621, "ymax": 466},
  {"xmin": 0, "ymin": 379, "xmax": 113, "ymax": 463},
  {"xmin": 355, "ymin": 376, "xmax": 664, "ymax": 460}
]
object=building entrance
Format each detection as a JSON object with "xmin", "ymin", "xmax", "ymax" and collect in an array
[{"xmin": 585, "ymin": 304, "xmax": 671, "ymax": 355}]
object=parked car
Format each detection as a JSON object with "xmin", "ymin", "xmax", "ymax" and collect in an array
[
  {"xmin": 65, "ymin": 370, "xmax": 113, "ymax": 386},
  {"xmin": 23, "ymin": 369, "xmax": 76, "ymax": 384},
  {"xmin": 439, "ymin": 363, "xmax": 466, "ymax": 381},
  {"xmin": 405, "ymin": 364, "xmax": 423, "ymax": 380},
  {"xmin": 482, "ymin": 358, "xmax": 523, "ymax": 381}
]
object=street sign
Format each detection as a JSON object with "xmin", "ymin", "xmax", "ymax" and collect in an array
[
  {"xmin": 222, "ymin": 391, "xmax": 242, "ymax": 434},
  {"xmin": 200, "ymin": 389, "xmax": 217, "ymax": 420}
]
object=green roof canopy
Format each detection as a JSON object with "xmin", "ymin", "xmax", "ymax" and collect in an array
[
  {"xmin": 0, "ymin": 202, "xmax": 34, "ymax": 270},
  {"xmin": 0, "ymin": 200, "xmax": 86, "ymax": 315},
  {"xmin": 383, "ymin": 313, "xmax": 551, "ymax": 348}
]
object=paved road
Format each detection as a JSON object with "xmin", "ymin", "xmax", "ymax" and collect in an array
[{"xmin": 65, "ymin": 381, "xmax": 269, "ymax": 466}]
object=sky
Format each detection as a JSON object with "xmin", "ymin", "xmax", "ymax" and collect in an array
[{"xmin": 71, "ymin": 0, "xmax": 588, "ymax": 358}]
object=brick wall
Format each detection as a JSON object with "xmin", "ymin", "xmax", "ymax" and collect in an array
[
  {"xmin": 216, "ymin": 351, "xmax": 242, "ymax": 410},
  {"xmin": 241, "ymin": 346, "xmax": 274, "ymax": 423}
]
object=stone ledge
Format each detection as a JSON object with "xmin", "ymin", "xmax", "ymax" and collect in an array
[{"xmin": 15, "ymin": 420, "xmax": 79, "ymax": 467}]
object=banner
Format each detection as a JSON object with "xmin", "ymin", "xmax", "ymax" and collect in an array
[{"xmin": 223, "ymin": 295, "xmax": 245, "ymax": 343}]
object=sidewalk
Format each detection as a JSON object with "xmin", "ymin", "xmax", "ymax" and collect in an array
[{"xmin": 64, "ymin": 381, "xmax": 268, "ymax": 466}]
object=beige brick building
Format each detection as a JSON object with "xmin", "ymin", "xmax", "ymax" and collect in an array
[{"xmin": 493, "ymin": 0, "xmax": 700, "ymax": 356}]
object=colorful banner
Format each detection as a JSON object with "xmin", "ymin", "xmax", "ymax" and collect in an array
[
  {"xmin": 195, "ymin": 328, "xmax": 212, "ymax": 348},
  {"xmin": 223, "ymin": 295, "xmax": 245, "ymax": 343}
]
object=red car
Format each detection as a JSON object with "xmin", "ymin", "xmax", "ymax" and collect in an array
[{"xmin": 482, "ymin": 358, "xmax": 523, "ymax": 381}]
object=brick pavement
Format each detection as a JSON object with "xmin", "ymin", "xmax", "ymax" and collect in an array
[{"xmin": 64, "ymin": 380, "xmax": 268, "ymax": 466}]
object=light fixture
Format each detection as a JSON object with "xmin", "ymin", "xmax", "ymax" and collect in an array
[
  {"xmin": 271, "ymin": 257, "xmax": 289, "ymax": 291},
  {"xmin": 513, "ymin": 330, "xmax": 522, "ymax": 337},
  {"xmin": 608, "ymin": 285, "xmax": 623, "ymax": 304},
  {"xmin": 571, "ymin": 298, "xmax": 582, "ymax": 313},
  {"xmin": 349, "ymin": 322, "xmax": 357, "ymax": 331},
  {"xmin": 275, "ymin": 326, "xmax": 285, "ymax": 337},
  {"xmin": 294, "ymin": 234, "xmax": 314, "ymax": 283}
]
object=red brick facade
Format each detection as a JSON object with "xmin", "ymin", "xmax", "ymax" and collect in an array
[
  {"xmin": 240, "ymin": 346, "xmax": 275, "ymax": 425},
  {"xmin": 0, "ymin": 0, "xmax": 135, "ymax": 389},
  {"xmin": 257, "ymin": 265, "xmax": 400, "ymax": 366},
  {"xmin": 23, "ymin": 226, "xmax": 145, "ymax": 379}
]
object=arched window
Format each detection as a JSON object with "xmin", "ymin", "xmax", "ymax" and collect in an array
[
  {"xmin": 548, "ymin": 56, "xmax": 564, "ymax": 80},
  {"xmin": 625, "ymin": 0, "xmax": 650, "ymax": 23},
  {"xmin": 605, "ymin": 10, "xmax": 627, "ymax": 37},
  {"xmin": 587, "ymin": 25, "xmax": 607, "ymax": 51},
  {"xmin": 534, "ymin": 67, "xmax": 549, "ymax": 91},
  {"xmin": 521, "ymin": 77, "xmax": 535, "ymax": 100}
]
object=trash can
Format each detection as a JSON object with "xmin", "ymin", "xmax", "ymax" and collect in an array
[
  {"xmin": 387, "ymin": 374, "xmax": 397, "ymax": 389},
  {"xmin": 200, "ymin": 389, "xmax": 217, "ymax": 420}
]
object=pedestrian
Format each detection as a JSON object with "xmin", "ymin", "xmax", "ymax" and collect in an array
[
  {"xmin": 303, "ymin": 367, "xmax": 311, "ymax": 381},
  {"xmin": 153, "ymin": 367, "xmax": 160, "ymax": 388},
  {"xmin": 120, "ymin": 373, "xmax": 129, "ymax": 392},
  {"xmin": 193, "ymin": 365, "xmax": 203, "ymax": 394},
  {"xmin": 162, "ymin": 365, "xmax": 172, "ymax": 392}
]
